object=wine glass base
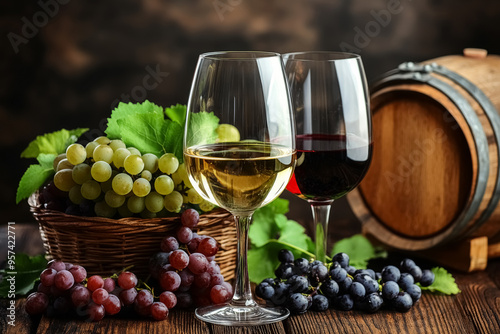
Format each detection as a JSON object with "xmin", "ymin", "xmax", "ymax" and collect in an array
[{"xmin": 195, "ymin": 302, "xmax": 290, "ymax": 326}]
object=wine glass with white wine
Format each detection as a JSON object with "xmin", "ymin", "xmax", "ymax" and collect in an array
[{"xmin": 184, "ymin": 51, "xmax": 296, "ymax": 326}]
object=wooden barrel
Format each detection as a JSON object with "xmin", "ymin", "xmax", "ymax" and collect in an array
[{"xmin": 348, "ymin": 50, "xmax": 500, "ymax": 251}]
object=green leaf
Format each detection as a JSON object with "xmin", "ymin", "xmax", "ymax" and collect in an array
[
  {"xmin": 105, "ymin": 101, "xmax": 164, "ymax": 139},
  {"xmin": 20, "ymin": 128, "xmax": 88, "ymax": 158},
  {"xmin": 16, "ymin": 154, "xmax": 56, "ymax": 204},
  {"xmin": 186, "ymin": 112, "xmax": 219, "ymax": 146},
  {"xmin": 165, "ymin": 104, "xmax": 187, "ymax": 126},
  {"xmin": 331, "ymin": 234, "xmax": 387, "ymax": 269},
  {"xmin": 248, "ymin": 198, "xmax": 315, "ymax": 282},
  {"xmin": 118, "ymin": 113, "xmax": 184, "ymax": 161},
  {"xmin": 420, "ymin": 267, "xmax": 461, "ymax": 295},
  {"xmin": 0, "ymin": 254, "xmax": 47, "ymax": 297}
]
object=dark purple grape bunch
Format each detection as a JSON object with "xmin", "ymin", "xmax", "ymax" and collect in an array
[
  {"xmin": 256, "ymin": 250, "xmax": 436, "ymax": 315},
  {"xmin": 148, "ymin": 208, "xmax": 233, "ymax": 307},
  {"xmin": 25, "ymin": 259, "xmax": 176, "ymax": 321}
]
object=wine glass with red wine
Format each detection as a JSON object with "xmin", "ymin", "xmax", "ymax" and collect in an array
[
  {"xmin": 184, "ymin": 51, "xmax": 296, "ymax": 325},
  {"xmin": 283, "ymin": 51, "xmax": 372, "ymax": 262}
]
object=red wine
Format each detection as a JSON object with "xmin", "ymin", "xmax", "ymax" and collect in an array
[{"xmin": 286, "ymin": 134, "xmax": 372, "ymax": 202}]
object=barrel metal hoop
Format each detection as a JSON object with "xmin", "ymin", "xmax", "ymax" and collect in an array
[
  {"xmin": 372, "ymin": 73, "xmax": 490, "ymax": 242},
  {"xmin": 431, "ymin": 65, "xmax": 500, "ymax": 226}
]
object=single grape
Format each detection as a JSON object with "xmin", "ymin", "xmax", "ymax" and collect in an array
[
  {"xmin": 287, "ymin": 275, "xmax": 309, "ymax": 293},
  {"xmin": 321, "ymin": 279, "xmax": 339, "ymax": 298},
  {"xmin": 393, "ymin": 291, "xmax": 413, "ymax": 312},
  {"xmin": 310, "ymin": 263, "xmax": 329, "ymax": 283},
  {"xmin": 81, "ymin": 180, "xmax": 102, "ymax": 200},
  {"xmin": 54, "ymin": 169, "xmax": 77, "ymax": 191},
  {"xmin": 354, "ymin": 274, "xmax": 379, "ymax": 294},
  {"xmin": 141, "ymin": 153, "xmax": 159, "ymax": 173},
  {"xmin": 332, "ymin": 253, "xmax": 350, "ymax": 268},
  {"xmin": 25, "ymin": 292, "xmax": 49, "ymax": 315},
  {"xmin": 127, "ymin": 147, "xmax": 141, "ymax": 156},
  {"xmin": 275, "ymin": 263, "xmax": 294, "ymax": 280},
  {"xmin": 54, "ymin": 270, "xmax": 75, "ymax": 290},
  {"xmin": 103, "ymin": 294, "xmax": 121, "ymax": 315},
  {"xmin": 112, "ymin": 148, "xmax": 131, "ymax": 168},
  {"xmin": 216, "ymin": 123, "xmax": 240, "ymax": 142},
  {"xmin": 161, "ymin": 236, "xmax": 179, "ymax": 252},
  {"xmin": 406, "ymin": 284, "xmax": 422, "ymax": 302},
  {"xmin": 37, "ymin": 282, "xmax": 51, "ymax": 295},
  {"xmin": 187, "ymin": 189, "xmax": 203, "ymax": 204},
  {"xmin": 85, "ymin": 141, "xmax": 99, "ymax": 158},
  {"xmin": 256, "ymin": 282, "xmax": 275, "ymax": 300},
  {"xmin": 381, "ymin": 265, "xmax": 401, "ymax": 283},
  {"xmin": 338, "ymin": 276, "xmax": 353, "ymax": 294},
  {"xmin": 398, "ymin": 273, "xmax": 415, "ymax": 291},
  {"xmin": 145, "ymin": 191, "xmax": 165, "ymax": 213},
  {"xmin": 210, "ymin": 285, "xmax": 231, "ymax": 304},
  {"xmin": 163, "ymin": 191, "xmax": 183, "ymax": 213},
  {"xmin": 109, "ymin": 139, "xmax": 126, "ymax": 151},
  {"xmin": 87, "ymin": 302, "xmax": 105, "ymax": 322},
  {"xmin": 118, "ymin": 271, "xmax": 138, "ymax": 289},
  {"xmin": 133, "ymin": 178, "xmax": 151, "ymax": 197},
  {"xmin": 53, "ymin": 153, "xmax": 67, "ymax": 171},
  {"xmin": 66, "ymin": 143, "xmax": 87, "ymax": 165},
  {"xmin": 179, "ymin": 268, "xmax": 195, "ymax": 287},
  {"xmin": 159, "ymin": 291, "xmax": 177, "ymax": 309},
  {"xmin": 40, "ymin": 268, "xmax": 57, "ymax": 286},
  {"xmin": 210, "ymin": 273, "xmax": 225, "ymax": 287},
  {"xmin": 92, "ymin": 288, "xmax": 109, "ymax": 305},
  {"xmin": 177, "ymin": 226, "xmax": 193, "ymax": 244},
  {"xmin": 68, "ymin": 185, "xmax": 84, "ymax": 205},
  {"xmin": 124, "ymin": 154, "xmax": 144, "ymax": 175},
  {"xmin": 330, "ymin": 264, "xmax": 348, "ymax": 283},
  {"xmin": 420, "ymin": 269, "xmax": 435, "ymax": 287},
  {"xmin": 87, "ymin": 275, "xmax": 104, "ymax": 291},
  {"xmin": 154, "ymin": 175, "xmax": 175, "ymax": 195},
  {"xmin": 159, "ymin": 271, "xmax": 181, "ymax": 291},
  {"xmin": 56, "ymin": 158, "xmax": 74, "ymax": 171},
  {"xmin": 135, "ymin": 289, "xmax": 154, "ymax": 308},
  {"xmin": 293, "ymin": 258, "xmax": 310, "ymax": 275},
  {"xmin": 400, "ymin": 258, "xmax": 417, "ymax": 273},
  {"xmin": 93, "ymin": 144, "xmax": 114, "ymax": 163},
  {"xmin": 181, "ymin": 208, "xmax": 200, "ymax": 228},
  {"xmin": 91, "ymin": 161, "xmax": 112, "ymax": 182},
  {"xmin": 409, "ymin": 265, "xmax": 423, "ymax": 282},
  {"xmin": 94, "ymin": 136, "xmax": 111, "ymax": 145},
  {"xmin": 47, "ymin": 259, "xmax": 66, "ymax": 271},
  {"xmin": 207, "ymin": 261, "xmax": 221, "ymax": 275},
  {"xmin": 71, "ymin": 285, "xmax": 91, "ymax": 307},
  {"xmin": 103, "ymin": 278, "xmax": 116, "ymax": 293},
  {"xmin": 151, "ymin": 302, "xmax": 169, "ymax": 321},
  {"xmin": 112, "ymin": 173, "xmax": 133, "ymax": 195},
  {"xmin": 198, "ymin": 237, "xmax": 219, "ymax": 257},
  {"xmin": 311, "ymin": 294, "xmax": 329, "ymax": 312},
  {"xmin": 158, "ymin": 153, "xmax": 179, "ymax": 174},
  {"xmin": 72, "ymin": 163, "xmax": 92, "ymax": 184},
  {"xmin": 141, "ymin": 170, "xmax": 153, "ymax": 181},
  {"xmin": 105, "ymin": 190, "xmax": 126, "ymax": 208},
  {"xmin": 169, "ymin": 250, "xmax": 189, "ymax": 270},
  {"xmin": 278, "ymin": 249, "xmax": 294, "ymax": 263},
  {"xmin": 69, "ymin": 265, "xmax": 87, "ymax": 283},
  {"xmin": 287, "ymin": 293, "xmax": 309, "ymax": 314},
  {"xmin": 188, "ymin": 253, "xmax": 208, "ymax": 274},
  {"xmin": 127, "ymin": 195, "xmax": 146, "ymax": 213},
  {"xmin": 194, "ymin": 272, "xmax": 211, "ymax": 289},
  {"xmin": 119, "ymin": 288, "xmax": 138, "ymax": 305},
  {"xmin": 221, "ymin": 281, "xmax": 233, "ymax": 295},
  {"xmin": 364, "ymin": 292, "xmax": 384, "ymax": 313},
  {"xmin": 382, "ymin": 281, "xmax": 400, "ymax": 300}
]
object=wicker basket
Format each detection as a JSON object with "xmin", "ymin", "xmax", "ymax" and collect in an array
[{"xmin": 28, "ymin": 194, "xmax": 237, "ymax": 280}]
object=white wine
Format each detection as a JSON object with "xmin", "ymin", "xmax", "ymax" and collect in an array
[{"xmin": 184, "ymin": 142, "xmax": 296, "ymax": 214}]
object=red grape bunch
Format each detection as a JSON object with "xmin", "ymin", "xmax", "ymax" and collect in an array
[{"xmin": 149, "ymin": 208, "xmax": 233, "ymax": 307}]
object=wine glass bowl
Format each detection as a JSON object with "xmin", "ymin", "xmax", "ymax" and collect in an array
[
  {"xmin": 184, "ymin": 51, "xmax": 296, "ymax": 325},
  {"xmin": 283, "ymin": 51, "xmax": 372, "ymax": 262}
]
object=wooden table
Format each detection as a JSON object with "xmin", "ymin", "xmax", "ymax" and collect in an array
[{"xmin": 2, "ymin": 222, "xmax": 500, "ymax": 334}]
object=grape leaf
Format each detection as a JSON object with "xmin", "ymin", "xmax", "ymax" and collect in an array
[
  {"xmin": 186, "ymin": 112, "xmax": 219, "ymax": 147},
  {"xmin": 248, "ymin": 198, "xmax": 315, "ymax": 283},
  {"xmin": 105, "ymin": 101, "xmax": 164, "ymax": 139},
  {"xmin": 16, "ymin": 153, "xmax": 56, "ymax": 203},
  {"xmin": 331, "ymin": 234, "xmax": 387, "ymax": 268},
  {"xmin": 0, "ymin": 254, "xmax": 48, "ymax": 297},
  {"xmin": 420, "ymin": 267, "xmax": 461, "ymax": 295},
  {"xmin": 20, "ymin": 128, "xmax": 89, "ymax": 158},
  {"xmin": 117, "ymin": 112, "xmax": 184, "ymax": 161},
  {"xmin": 165, "ymin": 104, "xmax": 187, "ymax": 126}
]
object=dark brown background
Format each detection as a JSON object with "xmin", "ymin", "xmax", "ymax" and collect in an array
[{"xmin": 2, "ymin": 0, "xmax": 500, "ymax": 235}]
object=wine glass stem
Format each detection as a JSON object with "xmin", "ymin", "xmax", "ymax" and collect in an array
[
  {"xmin": 231, "ymin": 214, "xmax": 256, "ymax": 307},
  {"xmin": 311, "ymin": 202, "xmax": 333, "ymax": 262}
]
